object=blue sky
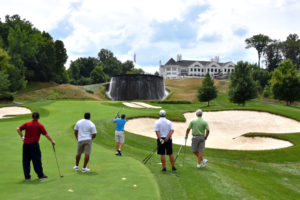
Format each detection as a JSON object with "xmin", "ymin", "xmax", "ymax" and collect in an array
[{"xmin": 1, "ymin": 0, "xmax": 300, "ymax": 73}]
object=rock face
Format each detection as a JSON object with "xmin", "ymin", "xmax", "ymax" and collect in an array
[{"xmin": 107, "ymin": 74, "xmax": 166, "ymax": 100}]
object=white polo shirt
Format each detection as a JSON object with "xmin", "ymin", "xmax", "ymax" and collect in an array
[
  {"xmin": 154, "ymin": 117, "xmax": 174, "ymax": 138},
  {"xmin": 74, "ymin": 119, "xmax": 97, "ymax": 142}
]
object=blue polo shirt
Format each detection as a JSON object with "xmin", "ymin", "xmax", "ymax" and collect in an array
[{"xmin": 113, "ymin": 118, "xmax": 126, "ymax": 131}]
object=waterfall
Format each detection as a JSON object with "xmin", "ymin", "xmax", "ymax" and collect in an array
[{"xmin": 107, "ymin": 74, "xmax": 167, "ymax": 101}]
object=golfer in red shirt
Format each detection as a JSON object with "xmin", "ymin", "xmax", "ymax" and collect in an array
[{"xmin": 17, "ymin": 112, "xmax": 55, "ymax": 180}]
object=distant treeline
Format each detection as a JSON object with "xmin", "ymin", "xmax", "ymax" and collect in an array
[{"xmin": 0, "ymin": 14, "xmax": 144, "ymax": 100}]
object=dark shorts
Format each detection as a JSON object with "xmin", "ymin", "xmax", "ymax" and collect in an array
[{"xmin": 157, "ymin": 138, "xmax": 173, "ymax": 155}]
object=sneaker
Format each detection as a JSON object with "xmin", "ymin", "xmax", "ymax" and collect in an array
[
  {"xmin": 39, "ymin": 175, "xmax": 48, "ymax": 180},
  {"xmin": 81, "ymin": 168, "xmax": 90, "ymax": 173},
  {"xmin": 161, "ymin": 168, "xmax": 167, "ymax": 172},
  {"xmin": 202, "ymin": 159, "xmax": 207, "ymax": 167},
  {"xmin": 73, "ymin": 165, "xmax": 79, "ymax": 171},
  {"xmin": 197, "ymin": 163, "xmax": 201, "ymax": 168},
  {"xmin": 25, "ymin": 178, "xmax": 31, "ymax": 181},
  {"xmin": 118, "ymin": 150, "xmax": 122, "ymax": 156},
  {"xmin": 115, "ymin": 151, "xmax": 119, "ymax": 155},
  {"xmin": 172, "ymin": 166, "xmax": 177, "ymax": 171}
]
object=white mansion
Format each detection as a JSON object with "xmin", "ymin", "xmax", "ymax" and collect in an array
[{"xmin": 159, "ymin": 55, "xmax": 235, "ymax": 79}]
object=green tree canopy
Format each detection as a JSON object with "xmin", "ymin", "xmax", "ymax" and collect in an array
[
  {"xmin": 281, "ymin": 34, "xmax": 300, "ymax": 69},
  {"xmin": 90, "ymin": 65, "xmax": 108, "ymax": 83},
  {"xmin": 270, "ymin": 59, "xmax": 300, "ymax": 105},
  {"xmin": 229, "ymin": 61, "xmax": 257, "ymax": 106},
  {"xmin": 0, "ymin": 71, "xmax": 12, "ymax": 100},
  {"xmin": 198, "ymin": 73, "xmax": 218, "ymax": 106},
  {"xmin": 245, "ymin": 34, "xmax": 272, "ymax": 68}
]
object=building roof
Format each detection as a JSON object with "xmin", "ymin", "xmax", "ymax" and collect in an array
[{"xmin": 164, "ymin": 59, "xmax": 234, "ymax": 67}]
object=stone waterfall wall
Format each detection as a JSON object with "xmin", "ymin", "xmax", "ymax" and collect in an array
[{"xmin": 107, "ymin": 74, "xmax": 166, "ymax": 101}]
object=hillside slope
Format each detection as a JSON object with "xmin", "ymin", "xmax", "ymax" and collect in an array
[{"xmin": 165, "ymin": 78, "xmax": 230, "ymax": 102}]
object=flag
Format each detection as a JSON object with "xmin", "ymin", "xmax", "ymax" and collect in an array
[{"xmin": 134, "ymin": 53, "xmax": 136, "ymax": 63}]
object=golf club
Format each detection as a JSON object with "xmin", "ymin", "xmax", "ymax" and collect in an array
[
  {"xmin": 182, "ymin": 137, "xmax": 187, "ymax": 166},
  {"xmin": 143, "ymin": 146, "xmax": 157, "ymax": 164},
  {"xmin": 52, "ymin": 144, "xmax": 63, "ymax": 178},
  {"xmin": 232, "ymin": 135, "xmax": 241, "ymax": 140},
  {"xmin": 174, "ymin": 144, "xmax": 184, "ymax": 162}
]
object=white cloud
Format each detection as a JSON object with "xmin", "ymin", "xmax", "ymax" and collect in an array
[{"xmin": 1, "ymin": 0, "xmax": 300, "ymax": 69}]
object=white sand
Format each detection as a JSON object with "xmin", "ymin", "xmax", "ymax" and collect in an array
[
  {"xmin": 123, "ymin": 102, "xmax": 161, "ymax": 109},
  {"xmin": 0, "ymin": 106, "xmax": 32, "ymax": 119},
  {"xmin": 125, "ymin": 110, "xmax": 300, "ymax": 150}
]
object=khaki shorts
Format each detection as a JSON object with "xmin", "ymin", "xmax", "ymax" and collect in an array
[
  {"xmin": 77, "ymin": 140, "xmax": 92, "ymax": 155},
  {"xmin": 115, "ymin": 131, "xmax": 125, "ymax": 143},
  {"xmin": 192, "ymin": 135, "xmax": 205, "ymax": 152}
]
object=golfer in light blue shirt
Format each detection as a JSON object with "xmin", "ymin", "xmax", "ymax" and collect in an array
[{"xmin": 113, "ymin": 113, "xmax": 126, "ymax": 156}]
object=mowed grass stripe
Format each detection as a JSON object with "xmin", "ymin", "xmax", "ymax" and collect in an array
[{"xmin": 0, "ymin": 101, "xmax": 160, "ymax": 200}]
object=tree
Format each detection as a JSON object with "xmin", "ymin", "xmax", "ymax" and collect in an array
[
  {"xmin": 126, "ymin": 68, "xmax": 145, "ymax": 74},
  {"xmin": 281, "ymin": 34, "xmax": 300, "ymax": 69},
  {"xmin": 249, "ymin": 64, "xmax": 271, "ymax": 90},
  {"xmin": 90, "ymin": 65, "xmax": 108, "ymax": 83},
  {"xmin": 264, "ymin": 40, "xmax": 282, "ymax": 71},
  {"xmin": 245, "ymin": 34, "xmax": 272, "ymax": 67},
  {"xmin": 154, "ymin": 71, "xmax": 159, "ymax": 76},
  {"xmin": 270, "ymin": 59, "xmax": 300, "ymax": 105},
  {"xmin": 229, "ymin": 61, "xmax": 257, "ymax": 106},
  {"xmin": 198, "ymin": 73, "xmax": 218, "ymax": 106},
  {"xmin": 0, "ymin": 71, "xmax": 12, "ymax": 100}
]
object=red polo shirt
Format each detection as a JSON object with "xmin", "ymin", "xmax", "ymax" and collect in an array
[{"xmin": 19, "ymin": 120, "xmax": 48, "ymax": 144}]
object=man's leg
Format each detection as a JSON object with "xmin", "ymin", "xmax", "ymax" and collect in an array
[
  {"xmin": 83, "ymin": 154, "xmax": 90, "ymax": 168},
  {"xmin": 76, "ymin": 154, "xmax": 81, "ymax": 166},
  {"xmin": 169, "ymin": 154, "xmax": 175, "ymax": 167},
  {"xmin": 161, "ymin": 155, "xmax": 166, "ymax": 169},
  {"xmin": 22, "ymin": 144, "xmax": 31, "ymax": 179},
  {"xmin": 31, "ymin": 143, "xmax": 44, "ymax": 178},
  {"xmin": 197, "ymin": 151, "xmax": 203, "ymax": 164}
]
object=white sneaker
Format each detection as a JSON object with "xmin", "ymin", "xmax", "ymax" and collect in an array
[
  {"xmin": 202, "ymin": 159, "xmax": 207, "ymax": 167},
  {"xmin": 81, "ymin": 168, "xmax": 90, "ymax": 173},
  {"xmin": 197, "ymin": 164, "xmax": 201, "ymax": 168},
  {"xmin": 73, "ymin": 166, "xmax": 79, "ymax": 171}
]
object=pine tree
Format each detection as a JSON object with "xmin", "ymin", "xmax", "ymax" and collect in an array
[{"xmin": 198, "ymin": 73, "xmax": 218, "ymax": 106}]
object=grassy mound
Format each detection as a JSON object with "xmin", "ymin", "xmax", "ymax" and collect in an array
[
  {"xmin": 165, "ymin": 78, "xmax": 230, "ymax": 102},
  {"xmin": 15, "ymin": 84, "xmax": 106, "ymax": 101}
]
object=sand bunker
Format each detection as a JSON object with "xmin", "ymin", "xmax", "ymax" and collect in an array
[
  {"xmin": 125, "ymin": 110, "xmax": 300, "ymax": 150},
  {"xmin": 123, "ymin": 102, "xmax": 161, "ymax": 109},
  {"xmin": 0, "ymin": 106, "xmax": 32, "ymax": 119}
]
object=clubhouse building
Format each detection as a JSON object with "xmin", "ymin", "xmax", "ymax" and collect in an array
[{"xmin": 159, "ymin": 55, "xmax": 235, "ymax": 79}]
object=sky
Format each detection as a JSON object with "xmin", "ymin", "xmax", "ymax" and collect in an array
[{"xmin": 1, "ymin": 0, "xmax": 300, "ymax": 73}]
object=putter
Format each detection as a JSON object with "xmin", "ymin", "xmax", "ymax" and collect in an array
[
  {"xmin": 232, "ymin": 135, "xmax": 240, "ymax": 140},
  {"xmin": 52, "ymin": 144, "xmax": 64, "ymax": 178}
]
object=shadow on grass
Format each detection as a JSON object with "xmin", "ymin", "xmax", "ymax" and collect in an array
[
  {"xmin": 76, "ymin": 171, "xmax": 98, "ymax": 176},
  {"xmin": 18, "ymin": 178, "xmax": 56, "ymax": 184}
]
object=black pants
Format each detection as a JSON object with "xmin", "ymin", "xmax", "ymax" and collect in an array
[{"xmin": 23, "ymin": 142, "xmax": 44, "ymax": 179}]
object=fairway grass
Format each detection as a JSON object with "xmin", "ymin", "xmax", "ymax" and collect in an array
[{"xmin": 1, "ymin": 99, "xmax": 300, "ymax": 200}]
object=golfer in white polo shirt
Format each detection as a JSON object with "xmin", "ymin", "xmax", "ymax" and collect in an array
[
  {"xmin": 73, "ymin": 112, "xmax": 97, "ymax": 173},
  {"xmin": 154, "ymin": 110, "xmax": 176, "ymax": 172}
]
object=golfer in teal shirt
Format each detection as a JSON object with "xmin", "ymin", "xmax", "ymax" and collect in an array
[{"xmin": 113, "ymin": 113, "xmax": 126, "ymax": 156}]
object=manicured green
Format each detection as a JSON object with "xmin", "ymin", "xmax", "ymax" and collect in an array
[{"xmin": 1, "ymin": 97, "xmax": 300, "ymax": 200}]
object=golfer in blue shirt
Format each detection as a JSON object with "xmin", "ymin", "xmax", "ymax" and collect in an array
[{"xmin": 113, "ymin": 113, "xmax": 126, "ymax": 156}]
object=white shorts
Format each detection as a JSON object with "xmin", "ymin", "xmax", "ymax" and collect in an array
[{"xmin": 115, "ymin": 131, "xmax": 125, "ymax": 143}]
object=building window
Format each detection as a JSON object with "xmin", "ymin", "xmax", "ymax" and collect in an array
[
  {"xmin": 198, "ymin": 68, "xmax": 200, "ymax": 72},
  {"xmin": 202, "ymin": 69, "xmax": 204, "ymax": 72},
  {"xmin": 167, "ymin": 67, "xmax": 170, "ymax": 71},
  {"xmin": 215, "ymin": 69, "xmax": 217, "ymax": 72},
  {"xmin": 224, "ymin": 69, "xmax": 227, "ymax": 72}
]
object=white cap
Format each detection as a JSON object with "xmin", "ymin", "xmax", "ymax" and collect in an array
[
  {"xmin": 159, "ymin": 110, "xmax": 166, "ymax": 117},
  {"xmin": 196, "ymin": 109, "xmax": 202, "ymax": 117}
]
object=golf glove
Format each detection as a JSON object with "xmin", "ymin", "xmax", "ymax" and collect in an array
[
  {"xmin": 21, "ymin": 136, "xmax": 24, "ymax": 141},
  {"xmin": 184, "ymin": 136, "xmax": 188, "ymax": 140},
  {"xmin": 160, "ymin": 139, "xmax": 165, "ymax": 144}
]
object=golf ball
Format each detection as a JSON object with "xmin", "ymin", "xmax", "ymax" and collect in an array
[
  {"xmin": 121, "ymin": 177, "xmax": 127, "ymax": 180},
  {"xmin": 68, "ymin": 189, "xmax": 74, "ymax": 192},
  {"xmin": 133, "ymin": 184, "xmax": 137, "ymax": 187}
]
